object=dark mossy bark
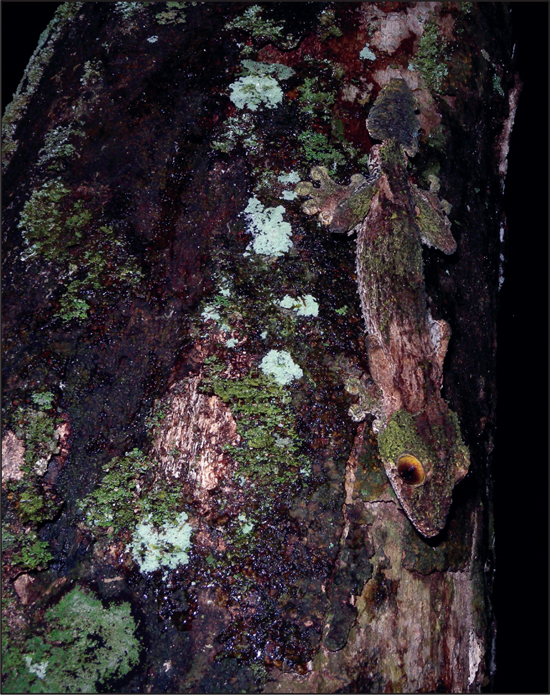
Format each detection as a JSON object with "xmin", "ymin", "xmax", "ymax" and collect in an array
[{"xmin": 2, "ymin": 3, "xmax": 518, "ymax": 692}]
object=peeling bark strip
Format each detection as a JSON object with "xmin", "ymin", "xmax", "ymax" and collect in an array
[
  {"xmin": 152, "ymin": 376, "xmax": 239, "ymax": 494},
  {"xmin": 2, "ymin": 2, "xmax": 516, "ymax": 692},
  {"xmin": 2, "ymin": 431, "xmax": 26, "ymax": 483}
]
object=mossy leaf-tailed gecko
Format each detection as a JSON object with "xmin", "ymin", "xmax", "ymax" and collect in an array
[{"xmin": 297, "ymin": 79, "xmax": 469, "ymax": 538}]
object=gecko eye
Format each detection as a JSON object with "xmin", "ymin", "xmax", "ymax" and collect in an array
[{"xmin": 396, "ymin": 454, "xmax": 425, "ymax": 486}]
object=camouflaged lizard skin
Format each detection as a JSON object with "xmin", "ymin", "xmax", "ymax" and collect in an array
[{"xmin": 297, "ymin": 79, "xmax": 469, "ymax": 537}]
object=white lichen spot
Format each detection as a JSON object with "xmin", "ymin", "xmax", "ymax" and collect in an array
[
  {"xmin": 225, "ymin": 338, "xmax": 238, "ymax": 348},
  {"xmin": 201, "ymin": 305, "xmax": 221, "ymax": 323},
  {"xmin": 468, "ymin": 629, "xmax": 483, "ymax": 686},
  {"xmin": 359, "ymin": 43, "xmax": 376, "ymax": 61},
  {"xmin": 260, "ymin": 330, "xmax": 268, "ymax": 339},
  {"xmin": 24, "ymin": 656, "xmax": 48, "ymax": 680},
  {"xmin": 130, "ymin": 512, "xmax": 192, "ymax": 574},
  {"xmin": 244, "ymin": 197, "xmax": 293, "ymax": 257},
  {"xmin": 278, "ymin": 294, "xmax": 319, "ymax": 317},
  {"xmin": 238, "ymin": 513, "xmax": 254, "ymax": 535},
  {"xmin": 279, "ymin": 172, "xmax": 300, "ymax": 200},
  {"xmin": 260, "ymin": 350, "xmax": 303, "ymax": 386},
  {"xmin": 201, "ymin": 304, "xmax": 230, "ymax": 331},
  {"xmin": 34, "ymin": 457, "xmax": 49, "ymax": 477},
  {"xmin": 147, "ymin": 35, "xmax": 159, "ymax": 43}
]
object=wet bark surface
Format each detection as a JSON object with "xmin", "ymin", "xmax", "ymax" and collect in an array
[{"xmin": 2, "ymin": 3, "xmax": 518, "ymax": 692}]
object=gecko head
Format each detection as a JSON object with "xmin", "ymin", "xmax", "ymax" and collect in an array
[
  {"xmin": 378, "ymin": 407, "xmax": 470, "ymax": 538},
  {"xmin": 366, "ymin": 78, "xmax": 421, "ymax": 158}
]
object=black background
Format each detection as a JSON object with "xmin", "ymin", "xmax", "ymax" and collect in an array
[{"xmin": 2, "ymin": 2, "xmax": 548, "ymax": 693}]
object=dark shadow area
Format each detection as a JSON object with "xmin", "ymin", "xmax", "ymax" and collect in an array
[
  {"xmin": 2, "ymin": 1, "xmax": 62, "ymax": 111},
  {"xmin": 492, "ymin": 3, "xmax": 548, "ymax": 693}
]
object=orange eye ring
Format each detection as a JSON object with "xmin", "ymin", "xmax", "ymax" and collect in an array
[{"xmin": 396, "ymin": 454, "xmax": 425, "ymax": 486}]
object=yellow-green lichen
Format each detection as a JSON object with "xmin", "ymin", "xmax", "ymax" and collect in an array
[
  {"xmin": 410, "ymin": 20, "xmax": 452, "ymax": 93},
  {"xmin": 317, "ymin": 7, "xmax": 343, "ymax": 41},
  {"xmin": 225, "ymin": 5, "xmax": 297, "ymax": 53},
  {"xmin": 297, "ymin": 130, "xmax": 346, "ymax": 172},
  {"xmin": 78, "ymin": 448, "xmax": 183, "ymax": 535},
  {"xmin": 297, "ymin": 76, "xmax": 336, "ymax": 119},
  {"xmin": 155, "ymin": 1, "xmax": 186, "ymax": 25},
  {"xmin": 378, "ymin": 410, "xmax": 431, "ymax": 466},
  {"xmin": 201, "ymin": 371, "xmax": 309, "ymax": 484}
]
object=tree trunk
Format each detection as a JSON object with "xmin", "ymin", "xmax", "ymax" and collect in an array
[{"xmin": 2, "ymin": 3, "xmax": 519, "ymax": 693}]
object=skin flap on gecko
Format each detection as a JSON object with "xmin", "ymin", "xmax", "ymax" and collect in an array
[{"xmin": 296, "ymin": 78, "xmax": 470, "ymax": 538}]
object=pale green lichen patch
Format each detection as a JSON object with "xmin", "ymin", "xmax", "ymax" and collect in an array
[
  {"xmin": 278, "ymin": 172, "xmax": 301, "ymax": 185},
  {"xmin": 238, "ymin": 513, "xmax": 255, "ymax": 535},
  {"xmin": 24, "ymin": 656, "xmax": 48, "ymax": 680},
  {"xmin": 130, "ymin": 512, "xmax": 193, "ymax": 574},
  {"xmin": 229, "ymin": 74, "xmax": 283, "ymax": 111},
  {"xmin": 201, "ymin": 305, "xmax": 222, "ymax": 323},
  {"xmin": 2, "ymin": 586, "xmax": 140, "ymax": 693},
  {"xmin": 281, "ymin": 190, "xmax": 298, "ymax": 201},
  {"xmin": 229, "ymin": 60, "xmax": 294, "ymax": 111},
  {"xmin": 243, "ymin": 196, "xmax": 293, "ymax": 257},
  {"xmin": 278, "ymin": 294, "xmax": 319, "ymax": 317},
  {"xmin": 260, "ymin": 350, "xmax": 303, "ymax": 385},
  {"xmin": 359, "ymin": 43, "xmax": 376, "ymax": 61}
]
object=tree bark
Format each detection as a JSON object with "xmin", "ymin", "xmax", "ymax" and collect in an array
[{"xmin": 2, "ymin": 3, "xmax": 519, "ymax": 693}]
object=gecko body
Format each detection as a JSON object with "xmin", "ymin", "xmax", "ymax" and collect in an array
[{"xmin": 297, "ymin": 79, "xmax": 469, "ymax": 538}]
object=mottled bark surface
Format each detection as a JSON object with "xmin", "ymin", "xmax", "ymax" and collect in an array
[{"xmin": 2, "ymin": 3, "xmax": 518, "ymax": 693}]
